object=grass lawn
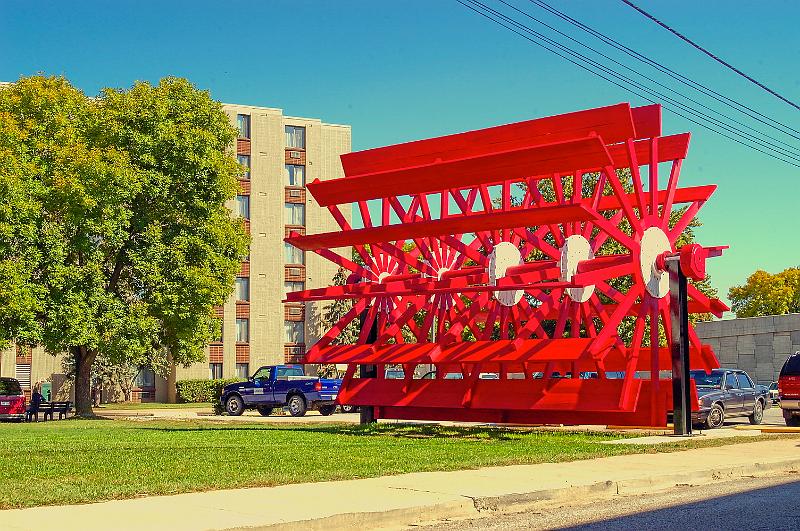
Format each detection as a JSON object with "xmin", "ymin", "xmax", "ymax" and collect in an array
[
  {"xmin": 95, "ymin": 402, "xmax": 213, "ymax": 410},
  {"xmin": 0, "ymin": 419, "xmax": 780, "ymax": 509}
]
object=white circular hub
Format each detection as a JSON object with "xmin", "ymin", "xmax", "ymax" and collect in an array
[
  {"xmin": 559, "ymin": 235, "xmax": 595, "ymax": 303},
  {"xmin": 488, "ymin": 242, "xmax": 523, "ymax": 307},
  {"xmin": 639, "ymin": 226, "xmax": 671, "ymax": 298},
  {"xmin": 377, "ymin": 271, "xmax": 392, "ymax": 283}
]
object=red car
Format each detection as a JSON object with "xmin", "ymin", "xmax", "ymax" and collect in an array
[
  {"xmin": 779, "ymin": 352, "xmax": 800, "ymax": 427},
  {"xmin": 0, "ymin": 377, "xmax": 26, "ymax": 421}
]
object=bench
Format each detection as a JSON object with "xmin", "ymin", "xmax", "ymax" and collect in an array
[{"xmin": 27, "ymin": 401, "xmax": 72, "ymax": 421}]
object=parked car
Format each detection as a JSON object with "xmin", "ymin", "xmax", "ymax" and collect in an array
[
  {"xmin": 690, "ymin": 369, "xmax": 770, "ymax": 429},
  {"xmin": 768, "ymin": 381, "xmax": 780, "ymax": 404},
  {"xmin": 778, "ymin": 352, "xmax": 800, "ymax": 427},
  {"xmin": 0, "ymin": 377, "xmax": 26, "ymax": 421},
  {"xmin": 385, "ymin": 368, "xmax": 405, "ymax": 379},
  {"xmin": 220, "ymin": 365, "xmax": 341, "ymax": 417}
]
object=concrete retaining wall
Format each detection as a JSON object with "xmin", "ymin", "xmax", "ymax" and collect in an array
[{"xmin": 695, "ymin": 313, "xmax": 800, "ymax": 385}]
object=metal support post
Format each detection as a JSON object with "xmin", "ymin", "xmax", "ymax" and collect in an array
[
  {"xmin": 667, "ymin": 258, "xmax": 692, "ymax": 436},
  {"xmin": 359, "ymin": 310, "xmax": 378, "ymax": 425}
]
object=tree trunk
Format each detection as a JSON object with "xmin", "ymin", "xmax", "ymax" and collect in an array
[{"xmin": 73, "ymin": 346, "xmax": 98, "ymax": 417}]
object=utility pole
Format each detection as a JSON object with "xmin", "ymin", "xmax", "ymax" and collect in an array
[{"xmin": 666, "ymin": 256, "xmax": 692, "ymax": 436}]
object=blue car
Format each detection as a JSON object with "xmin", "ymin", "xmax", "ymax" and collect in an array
[{"xmin": 220, "ymin": 365, "xmax": 341, "ymax": 417}]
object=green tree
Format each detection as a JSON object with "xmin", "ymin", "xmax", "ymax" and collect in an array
[
  {"xmin": 729, "ymin": 267, "xmax": 800, "ymax": 317},
  {"xmin": 0, "ymin": 76, "xmax": 249, "ymax": 416},
  {"xmin": 0, "ymin": 91, "xmax": 45, "ymax": 346}
]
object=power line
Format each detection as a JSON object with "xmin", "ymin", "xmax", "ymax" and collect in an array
[
  {"xmin": 494, "ymin": 0, "xmax": 800, "ymax": 158},
  {"xmin": 530, "ymin": 0, "xmax": 800, "ymax": 140},
  {"xmin": 455, "ymin": 0, "xmax": 800, "ymax": 167},
  {"xmin": 464, "ymin": 0, "xmax": 800, "ymax": 165},
  {"xmin": 619, "ymin": 0, "xmax": 800, "ymax": 112}
]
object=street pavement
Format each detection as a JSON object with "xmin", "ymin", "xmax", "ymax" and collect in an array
[
  {"xmin": 419, "ymin": 471, "xmax": 800, "ymax": 530},
  {"xmin": 96, "ymin": 406, "xmax": 363, "ymax": 423},
  {"xmin": 96, "ymin": 401, "xmax": 789, "ymax": 428}
]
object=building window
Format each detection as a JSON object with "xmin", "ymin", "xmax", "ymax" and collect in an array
[
  {"xmin": 237, "ymin": 114, "xmax": 251, "ymax": 139},
  {"xmin": 284, "ymin": 321, "xmax": 305, "ymax": 344},
  {"xmin": 209, "ymin": 363, "xmax": 223, "ymax": 380},
  {"xmin": 237, "ymin": 154, "xmax": 251, "ymax": 180},
  {"xmin": 15, "ymin": 363, "xmax": 31, "ymax": 390},
  {"xmin": 236, "ymin": 318, "xmax": 249, "ymax": 343},
  {"xmin": 284, "ymin": 203, "xmax": 305, "ymax": 226},
  {"xmin": 284, "ymin": 242, "xmax": 304, "ymax": 265},
  {"xmin": 284, "ymin": 281, "xmax": 304, "ymax": 298},
  {"xmin": 135, "ymin": 368, "xmax": 155, "ymax": 388},
  {"xmin": 284, "ymin": 164, "xmax": 305, "ymax": 187},
  {"xmin": 285, "ymin": 125, "xmax": 305, "ymax": 149},
  {"xmin": 235, "ymin": 195, "xmax": 250, "ymax": 219},
  {"xmin": 235, "ymin": 277, "xmax": 250, "ymax": 302},
  {"xmin": 236, "ymin": 363, "xmax": 250, "ymax": 380}
]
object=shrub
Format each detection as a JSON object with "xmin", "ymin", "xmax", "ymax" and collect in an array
[{"xmin": 176, "ymin": 378, "xmax": 239, "ymax": 404}]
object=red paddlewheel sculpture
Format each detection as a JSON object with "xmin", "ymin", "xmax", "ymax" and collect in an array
[{"xmin": 285, "ymin": 103, "xmax": 728, "ymax": 427}]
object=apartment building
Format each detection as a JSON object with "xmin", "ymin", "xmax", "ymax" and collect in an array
[{"xmin": 0, "ymin": 101, "xmax": 351, "ymax": 403}]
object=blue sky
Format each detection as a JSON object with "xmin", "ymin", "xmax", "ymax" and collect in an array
[{"xmin": 2, "ymin": 1, "xmax": 798, "ymax": 309}]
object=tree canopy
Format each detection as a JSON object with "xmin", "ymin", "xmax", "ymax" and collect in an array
[
  {"xmin": 0, "ymin": 75, "xmax": 249, "ymax": 415},
  {"xmin": 729, "ymin": 267, "xmax": 800, "ymax": 318}
]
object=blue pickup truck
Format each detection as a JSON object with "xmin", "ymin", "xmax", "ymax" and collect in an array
[{"xmin": 220, "ymin": 365, "xmax": 341, "ymax": 417}]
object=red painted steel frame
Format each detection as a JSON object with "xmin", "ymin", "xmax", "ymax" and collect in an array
[{"xmin": 286, "ymin": 102, "xmax": 727, "ymax": 427}]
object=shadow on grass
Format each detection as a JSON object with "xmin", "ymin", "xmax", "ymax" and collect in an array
[{"xmin": 127, "ymin": 421, "xmax": 621, "ymax": 442}]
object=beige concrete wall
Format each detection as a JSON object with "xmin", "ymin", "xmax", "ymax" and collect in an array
[
  {"xmin": 0, "ymin": 345, "xmax": 68, "ymax": 397},
  {"xmin": 305, "ymin": 122, "xmax": 352, "ymax": 347},
  {"xmin": 250, "ymin": 109, "xmax": 287, "ymax": 370},
  {"xmin": 696, "ymin": 313, "xmax": 800, "ymax": 385},
  {"xmin": 0, "ymin": 347, "xmax": 13, "ymax": 378},
  {"xmin": 174, "ymin": 104, "xmax": 351, "ymax": 388}
]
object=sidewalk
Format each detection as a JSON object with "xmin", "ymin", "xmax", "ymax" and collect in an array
[{"xmin": 3, "ymin": 438, "xmax": 800, "ymax": 531}]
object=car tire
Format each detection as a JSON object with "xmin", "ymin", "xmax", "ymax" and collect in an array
[
  {"xmin": 748, "ymin": 400, "xmax": 764, "ymax": 425},
  {"xmin": 287, "ymin": 394, "xmax": 307, "ymax": 417},
  {"xmin": 341, "ymin": 405, "xmax": 358, "ymax": 413},
  {"xmin": 784, "ymin": 410, "xmax": 800, "ymax": 427},
  {"xmin": 705, "ymin": 403, "xmax": 725, "ymax": 429},
  {"xmin": 225, "ymin": 395, "xmax": 245, "ymax": 416},
  {"xmin": 318, "ymin": 405, "xmax": 336, "ymax": 416},
  {"xmin": 256, "ymin": 406, "xmax": 274, "ymax": 417}
]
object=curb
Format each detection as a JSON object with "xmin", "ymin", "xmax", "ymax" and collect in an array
[
  {"xmin": 732, "ymin": 424, "xmax": 800, "ymax": 433},
  {"xmin": 233, "ymin": 456, "xmax": 800, "ymax": 530},
  {"xmin": 470, "ymin": 457, "xmax": 800, "ymax": 515}
]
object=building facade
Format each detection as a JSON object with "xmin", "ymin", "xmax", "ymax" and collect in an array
[{"xmin": 0, "ymin": 102, "xmax": 351, "ymax": 403}]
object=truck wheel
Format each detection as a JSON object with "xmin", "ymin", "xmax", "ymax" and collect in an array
[
  {"xmin": 287, "ymin": 395, "xmax": 307, "ymax": 417},
  {"xmin": 225, "ymin": 395, "xmax": 245, "ymax": 416},
  {"xmin": 256, "ymin": 406, "xmax": 274, "ymax": 417},
  {"xmin": 748, "ymin": 400, "xmax": 764, "ymax": 425},
  {"xmin": 785, "ymin": 410, "xmax": 800, "ymax": 427},
  {"xmin": 341, "ymin": 405, "xmax": 358, "ymax": 413},
  {"xmin": 318, "ymin": 405, "xmax": 336, "ymax": 416},
  {"xmin": 705, "ymin": 403, "xmax": 724, "ymax": 429}
]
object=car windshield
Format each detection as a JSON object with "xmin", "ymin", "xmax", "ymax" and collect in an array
[
  {"xmin": 0, "ymin": 378, "xmax": 22, "ymax": 395},
  {"xmin": 770, "ymin": 382, "xmax": 778, "ymax": 390},
  {"xmin": 691, "ymin": 371, "xmax": 723, "ymax": 389}
]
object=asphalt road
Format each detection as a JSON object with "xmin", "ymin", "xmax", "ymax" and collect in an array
[{"xmin": 419, "ymin": 471, "xmax": 800, "ymax": 530}]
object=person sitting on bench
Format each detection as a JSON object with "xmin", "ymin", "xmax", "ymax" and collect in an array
[{"xmin": 25, "ymin": 385, "xmax": 43, "ymax": 422}]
